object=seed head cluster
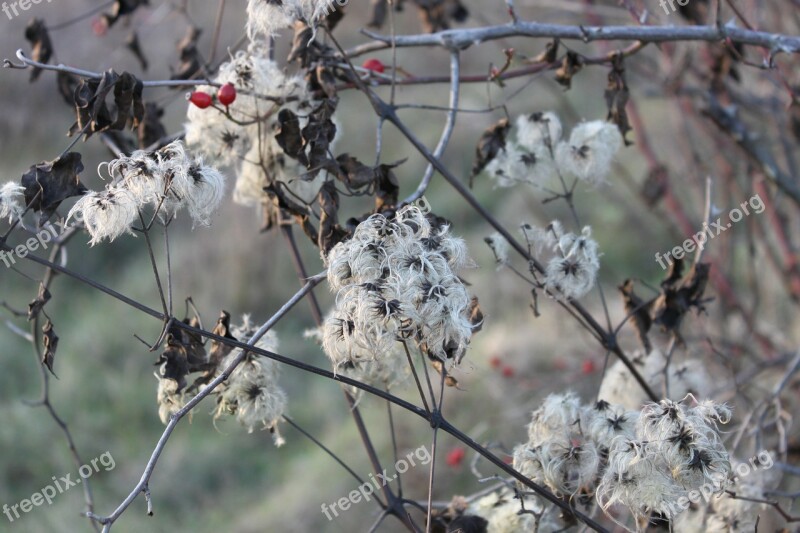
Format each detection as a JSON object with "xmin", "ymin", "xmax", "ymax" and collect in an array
[
  {"xmin": 322, "ymin": 205, "xmax": 476, "ymax": 374},
  {"xmin": 67, "ymin": 141, "xmax": 225, "ymax": 244},
  {"xmin": 598, "ymin": 348, "xmax": 716, "ymax": 409},
  {"xmin": 467, "ymin": 487, "xmax": 559, "ymax": 532},
  {"xmin": 184, "ymin": 43, "xmax": 325, "ymax": 209},
  {"xmin": 155, "ymin": 316, "xmax": 287, "ymax": 446},
  {"xmin": 521, "ymin": 220, "xmax": 601, "ymax": 300},
  {"xmin": 597, "ymin": 398, "xmax": 732, "ymax": 528},
  {"xmin": 213, "ymin": 321, "xmax": 287, "ymax": 445},
  {"xmin": 512, "ymin": 392, "xmax": 733, "ymax": 531},
  {"xmin": 485, "ymin": 112, "xmax": 623, "ymax": 188}
]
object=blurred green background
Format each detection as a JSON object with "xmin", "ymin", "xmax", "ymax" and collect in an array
[{"xmin": 2, "ymin": 1, "xmax": 783, "ymax": 532}]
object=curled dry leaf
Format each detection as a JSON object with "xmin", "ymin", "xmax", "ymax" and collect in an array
[
  {"xmin": 24, "ymin": 18, "xmax": 52, "ymax": 83},
  {"xmin": 532, "ymin": 38, "xmax": 560, "ymax": 64},
  {"xmin": 374, "ymin": 161, "xmax": 401, "ymax": 212},
  {"xmin": 126, "ymin": 31, "xmax": 148, "ymax": 71},
  {"xmin": 137, "ymin": 103, "xmax": 167, "ymax": 149},
  {"xmin": 618, "ymin": 279, "xmax": 652, "ymax": 354},
  {"xmin": 102, "ymin": 0, "xmax": 150, "ymax": 28},
  {"xmin": 275, "ymin": 109, "xmax": 307, "ymax": 164},
  {"xmin": 430, "ymin": 359, "xmax": 459, "ymax": 388},
  {"xmin": 21, "ymin": 152, "xmax": 87, "ymax": 226},
  {"xmin": 42, "ymin": 320, "xmax": 59, "ymax": 377},
  {"xmin": 68, "ymin": 70, "xmax": 145, "ymax": 140},
  {"xmin": 467, "ymin": 296, "xmax": 484, "ymax": 334},
  {"xmin": 208, "ymin": 311, "xmax": 238, "ymax": 365},
  {"xmin": 27, "ymin": 283, "xmax": 52, "ymax": 321},
  {"xmin": 555, "ymin": 51, "xmax": 583, "ymax": 89},
  {"xmin": 317, "ymin": 181, "xmax": 348, "ymax": 255},
  {"xmin": 470, "ymin": 118, "xmax": 511, "ymax": 185},
  {"xmin": 171, "ymin": 26, "xmax": 202, "ymax": 82},
  {"xmin": 641, "ymin": 165, "xmax": 668, "ymax": 207},
  {"xmin": 604, "ymin": 53, "xmax": 633, "ymax": 145}
]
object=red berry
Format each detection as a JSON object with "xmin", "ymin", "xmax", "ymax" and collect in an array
[
  {"xmin": 489, "ymin": 355, "xmax": 502, "ymax": 369},
  {"xmin": 502, "ymin": 366, "xmax": 515, "ymax": 378},
  {"xmin": 446, "ymin": 448, "xmax": 466, "ymax": 467},
  {"xmin": 189, "ymin": 91, "xmax": 213, "ymax": 109},
  {"xmin": 362, "ymin": 58, "xmax": 385, "ymax": 73},
  {"xmin": 92, "ymin": 17, "xmax": 108, "ymax": 37},
  {"xmin": 217, "ymin": 83, "xmax": 237, "ymax": 106},
  {"xmin": 582, "ymin": 360, "xmax": 597, "ymax": 375}
]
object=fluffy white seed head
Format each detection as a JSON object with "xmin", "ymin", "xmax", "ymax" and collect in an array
[
  {"xmin": 183, "ymin": 159, "xmax": 226, "ymax": 226},
  {"xmin": 71, "ymin": 141, "xmax": 226, "ymax": 244},
  {"xmin": 155, "ymin": 374, "xmax": 184, "ymax": 425},
  {"xmin": 485, "ymin": 232, "xmax": 510, "ymax": 269},
  {"xmin": 323, "ymin": 205, "xmax": 476, "ymax": 371},
  {"xmin": 555, "ymin": 120, "xmax": 623, "ymax": 184},
  {"xmin": 214, "ymin": 348, "xmax": 288, "ymax": 445},
  {"xmin": 515, "ymin": 111, "xmax": 563, "ymax": 151},
  {"xmin": 598, "ymin": 351, "xmax": 716, "ymax": 410},
  {"xmin": 468, "ymin": 488, "xmax": 546, "ymax": 533},
  {"xmin": 185, "ymin": 44, "xmax": 309, "ymax": 168},
  {"xmin": 0, "ymin": 182, "xmax": 26, "ymax": 222},
  {"xmin": 246, "ymin": 0, "xmax": 339, "ymax": 38},
  {"xmin": 484, "ymin": 142, "xmax": 556, "ymax": 188},
  {"xmin": 530, "ymin": 222, "xmax": 600, "ymax": 300},
  {"xmin": 514, "ymin": 393, "xmax": 733, "ymax": 529},
  {"xmin": 67, "ymin": 187, "xmax": 139, "ymax": 245}
]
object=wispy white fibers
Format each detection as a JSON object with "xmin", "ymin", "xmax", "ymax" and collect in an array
[
  {"xmin": 68, "ymin": 141, "xmax": 226, "ymax": 244},
  {"xmin": 246, "ymin": 0, "xmax": 341, "ymax": 38},
  {"xmin": 323, "ymin": 205, "xmax": 477, "ymax": 374},
  {"xmin": 0, "ymin": 182, "xmax": 26, "ymax": 222}
]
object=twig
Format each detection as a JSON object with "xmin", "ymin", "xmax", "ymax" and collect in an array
[{"xmin": 352, "ymin": 20, "xmax": 800, "ymax": 54}]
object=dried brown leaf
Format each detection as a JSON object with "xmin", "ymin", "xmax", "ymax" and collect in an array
[
  {"xmin": 24, "ymin": 18, "xmax": 52, "ymax": 83},
  {"xmin": 27, "ymin": 283, "xmax": 51, "ymax": 321},
  {"xmin": 21, "ymin": 152, "xmax": 87, "ymax": 226},
  {"xmin": 42, "ymin": 320, "xmax": 59, "ymax": 376}
]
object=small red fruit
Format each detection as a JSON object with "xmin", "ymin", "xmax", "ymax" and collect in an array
[
  {"xmin": 489, "ymin": 355, "xmax": 502, "ymax": 369},
  {"xmin": 362, "ymin": 58, "xmax": 386, "ymax": 73},
  {"xmin": 582, "ymin": 360, "xmax": 597, "ymax": 375},
  {"xmin": 217, "ymin": 83, "xmax": 237, "ymax": 106},
  {"xmin": 189, "ymin": 91, "xmax": 213, "ymax": 109},
  {"xmin": 446, "ymin": 447, "xmax": 466, "ymax": 467},
  {"xmin": 502, "ymin": 366, "xmax": 515, "ymax": 378},
  {"xmin": 92, "ymin": 17, "xmax": 108, "ymax": 37}
]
